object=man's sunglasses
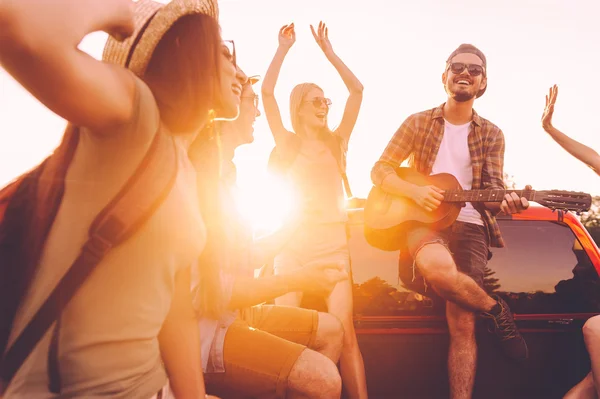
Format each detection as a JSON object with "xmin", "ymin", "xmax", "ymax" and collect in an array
[
  {"xmin": 447, "ymin": 62, "xmax": 485, "ymax": 77},
  {"xmin": 303, "ymin": 97, "xmax": 332, "ymax": 108}
]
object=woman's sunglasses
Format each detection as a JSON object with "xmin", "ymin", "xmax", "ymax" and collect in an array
[
  {"xmin": 447, "ymin": 62, "xmax": 485, "ymax": 77},
  {"xmin": 223, "ymin": 40, "xmax": 236, "ymax": 68},
  {"xmin": 303, "ymin": 97, "xmax": 332, "ymax": 108},
  {"xmin": 242, "ymin": 94, "xmax": 259, "ymax": 109}
]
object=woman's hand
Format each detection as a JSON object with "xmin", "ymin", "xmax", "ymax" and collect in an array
[
  {"xmin": 310, "ymin": 21, "xmax": 334, "ymax": 56},
  {"xmin": 541, "ymin": 84, "xmax": 558, "ymax": 133},
  {"xmin": 278, "ymin": 23, "xmax": 296, "ymax": 50},
  {"xmin": 101, "ymin": 0, "xmax": 135, "ymax": 41}
]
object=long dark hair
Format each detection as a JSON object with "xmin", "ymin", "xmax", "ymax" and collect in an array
[
  {"xmin": 147, "ymin": 14, "xmax": 227, "ymax": 318},
  {"xmin": 144, "ymin": 13, "xmax": 222, "ymax": 134},
  {"xmin": 188, "ymin": 119, "xmax": 229, "ymax": 319}
]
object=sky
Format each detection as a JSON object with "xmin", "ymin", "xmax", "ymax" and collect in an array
[{"xmin": 1, "ymin": 0, "xmax": 599, "ymax": 228}]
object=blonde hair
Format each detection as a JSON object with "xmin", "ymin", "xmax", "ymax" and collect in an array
[{"xmin": 289, "ymin": 82, "xmax": 331, "ymax": 137}]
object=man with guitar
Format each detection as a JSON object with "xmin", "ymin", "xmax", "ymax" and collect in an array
[{"xmin": 370, "ymin": 44, "xmax": 530, "ymax": 399}]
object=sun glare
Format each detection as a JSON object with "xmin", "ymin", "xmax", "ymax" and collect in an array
[{"xmin": 234, "ymin": 172, "xmax": 299, "ymax": 238}]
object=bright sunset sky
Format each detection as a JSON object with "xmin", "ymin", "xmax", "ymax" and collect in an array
[{"xmin": 1, "ymin": 0, "xmax": 599, "ymax": 228}]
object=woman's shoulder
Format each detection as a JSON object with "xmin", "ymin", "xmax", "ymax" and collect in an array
[{"xmin": 80, "ymin": 74, "xmax": 160, "ymax": 145}]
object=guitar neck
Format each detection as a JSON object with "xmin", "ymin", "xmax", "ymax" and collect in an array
[{"xmin": 443, "ymin": 189, "xmax": 535, "ymax": 203}]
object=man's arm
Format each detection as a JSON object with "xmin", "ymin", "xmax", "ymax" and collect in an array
[
  {"xmin": 370, "ymin": 116, "xmax": 415, "ymax": 193},
  {"xmin": 481, "ymin": 128, "xmax": 529, "ymax": 214},
  {"xmin": 371, "ymin": 116, "xmax": 445, "ymax": 212},
  {"xmin": 228, "ymin": 263, "xmax": 347, "ymax": 310},
  {"xmin": 481, "ymin": 128, "xmax": 506, "ymax": 213}
]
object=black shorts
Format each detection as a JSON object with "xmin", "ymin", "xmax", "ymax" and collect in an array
[{"xmin": 403, "ymin": 221, "xmax": 490, "ymax": 288}]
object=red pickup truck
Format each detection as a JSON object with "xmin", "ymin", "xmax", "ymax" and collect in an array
[{"xmin": 304, "ymin": 205, "xmax": 600, "ymax": 398}]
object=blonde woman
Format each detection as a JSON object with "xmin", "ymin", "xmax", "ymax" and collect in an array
[{"xmin": 261, "ymin": 21, "xmax": 367, "ymax": 399}]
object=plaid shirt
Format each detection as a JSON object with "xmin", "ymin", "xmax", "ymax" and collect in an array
[{"xmin": 371, "ymin": 104, "xmax": 506, "ymax": 248}]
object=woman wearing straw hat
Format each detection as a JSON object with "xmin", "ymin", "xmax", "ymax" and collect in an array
[
  {"xmin": 262, "ymin": 21, "xmax": 367, "ymax": 399},
  {"xmin": 0, "ymin": 0, "xmax": 242, "ymax": 397}
]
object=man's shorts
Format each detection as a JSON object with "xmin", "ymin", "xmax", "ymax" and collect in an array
[
  {"xmin": 204, "ymin": 305, "xmax": 319, "ymax": 399},
  {"xmin": 402, "ymin": 221, "xmax": 490, "ymax": 288}
]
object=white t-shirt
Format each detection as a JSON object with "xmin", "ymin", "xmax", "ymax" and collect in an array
[{"xmin": 431, "ymin": 120, "xmax": 483, "ymax": 226}]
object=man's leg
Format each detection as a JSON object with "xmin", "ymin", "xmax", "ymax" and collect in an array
[
  {"xmin": 241, "ymin": 304, "xmax": 344, "ymax": 364},
  {"xmin": 311, "ymin": 312, "xmax": 345, "ymax": 363},
  {"xmin": 446, "ymin": 301, "xmax": 477, "ymax": 399},
  {"xmin": 409, "ymin": 224, "xmax": 528, "ymax": 362},
  {"xmin": 288, "ymin": 350, "xmax": 342, "ymax": 399},
  {"xmin": 413, "ymin": 243, "xmax": 495, "ymax": 313},
  {"xmin": 204, "ymin": 317, "xmax": 341, "ymax": 399}
]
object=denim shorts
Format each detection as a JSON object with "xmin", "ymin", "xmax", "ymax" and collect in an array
[{"xmin": 401, "ymin": 221, "xmax": 490, "ymax": 288}]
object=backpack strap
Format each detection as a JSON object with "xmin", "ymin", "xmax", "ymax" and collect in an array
[
  {"xmin": 0, "ymin": 129, "xmax": 178, "ymax": 393},
  {"xmin": 0, "ymin": 180, "xmax": 21, "ymax": 222}
]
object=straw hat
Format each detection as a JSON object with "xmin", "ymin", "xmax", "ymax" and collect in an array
[{"xmin": 102, "ymin": 0, "xmax": 218, "ymax": 77}]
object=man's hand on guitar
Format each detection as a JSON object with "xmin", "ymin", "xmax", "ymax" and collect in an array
[
  {"xmin": 500, "ymin": 185, "xmax": 532, "ymax": 215},
  {"xmin": 410, "ymin": 185, "xmax": 445, "ymax": 212}
]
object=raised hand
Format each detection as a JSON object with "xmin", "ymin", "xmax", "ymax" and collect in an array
[
  {"xmin": 410, "ymin": 185, "xmax": 445, "ymax": 212},
  {"xmin": 278, "ymin": 23, "xmax": 296, "ymax": 50},
  {"xmin": 542, "ymin": 85, "xmax": 558, "ymax": 131},
  {"xmin": 99, "ymin": 0, "xmax": 136, "ymax": 41},
  {"xmin": 310, "ymin": 21, "xmax": 334, "ymax": 55}
]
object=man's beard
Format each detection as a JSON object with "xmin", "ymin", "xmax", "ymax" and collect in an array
[{"xmin": 451, "ymin": 90, "xmax": 475, "ymax": 102}]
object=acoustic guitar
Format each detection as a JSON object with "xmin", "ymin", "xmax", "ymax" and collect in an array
[{"xmin": 364, "ymin": 167, "xmax": 592, "ymax": 251}]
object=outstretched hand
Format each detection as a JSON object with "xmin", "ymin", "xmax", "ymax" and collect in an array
[
  {"xmin": 278, "ymin": 23, "xmax": 296, "ymax": 50},
  {"xmin": 542, "ymin": 85, "xmax": 558, "ymax": 131},
  {"xmin": 310, "ymin": 21, "xmax": 334, "ymax": 55}
]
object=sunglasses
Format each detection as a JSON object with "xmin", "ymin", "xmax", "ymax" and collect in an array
[
  {"xmin": 447, "ymin": 62, "xmax": 485, "ymax": 77},
  {"xmin": 303, "ymin": 97, "xmax": 332, "ymax": 108},
  {"xmin": 242, "ymin": 94, "xmax": 259, "ymax": 109},
  {"xmin": 223, "ymin": 40, "xmax": 236, "ymax": 68}
]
